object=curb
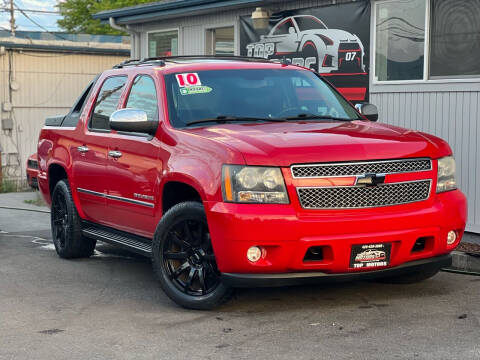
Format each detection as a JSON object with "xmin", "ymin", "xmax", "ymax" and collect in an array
[
  {"xmin": 0, "ymin": 206, "xmax": 50, "ymax": 214},
  {"xmin": 445, "ymin": 251, "xmax": 480, "ymax": 274}
]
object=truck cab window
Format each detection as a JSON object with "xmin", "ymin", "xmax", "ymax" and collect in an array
[
  {"xmin": 62, "ymin": 78, "xmax": 97, "ymax": 127},
  {"xmin": 90, "ymin": 76, "xmax": 127, "ymax": 131},
  {"xmin": 126, "ymin": 75, "xmax": 159, "ymax": 122}
]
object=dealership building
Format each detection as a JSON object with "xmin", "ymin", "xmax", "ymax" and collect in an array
[{"xmin": 95, "ymin": 0, "xmax": 480, "ymax": 234}]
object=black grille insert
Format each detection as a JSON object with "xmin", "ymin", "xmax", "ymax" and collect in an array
[
  {"xmin": 339, "ymin": 42, "xmax": 361, "ymax": 50},
  {"xmin": 304, "ymin": 246, "xmax": 324, "ymax": 262}
]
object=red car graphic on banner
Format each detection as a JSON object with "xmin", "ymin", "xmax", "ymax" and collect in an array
[{"xmin": 246, "ymin": 15, "xmax": 366, "ymax": 75}]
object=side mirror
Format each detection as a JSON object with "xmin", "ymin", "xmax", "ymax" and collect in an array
[
  {"xmin": 109, "ymin": 109, "xmax": 157, "ymax": 135},
  {"xmin": 355, "ymin": 103, "xmax": 378, "ymax": 122},
  {"xmin": 288, "ymin": 27, "xmax": 296, "ymax": 34}
]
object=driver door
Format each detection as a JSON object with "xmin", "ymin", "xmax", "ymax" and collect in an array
[{"xmin": 103, "ymin": 74, "xmax": 162, "ymax": 238}]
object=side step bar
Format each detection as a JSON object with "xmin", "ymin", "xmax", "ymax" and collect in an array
[{"xmin": 82, "ymin": 222, "xmax": 152, "ymax": 257}]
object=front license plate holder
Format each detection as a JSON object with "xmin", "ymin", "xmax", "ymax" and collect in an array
[{"xmin": 350, "ymin": 243, "xmax": 391, "ymax": 269}]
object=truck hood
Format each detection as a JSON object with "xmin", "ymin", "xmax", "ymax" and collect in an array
[{"xmin": 188, "ymin": 121, "xmax": 451, "ymax": 166}]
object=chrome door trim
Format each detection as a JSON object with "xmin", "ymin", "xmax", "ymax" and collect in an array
[{"xmin": 77, "ymin": 187, "xmax": 155, "ymax": 208}]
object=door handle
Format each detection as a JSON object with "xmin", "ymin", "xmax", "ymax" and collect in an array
[
  {"xmin": 77, "ymin": 146, "xmax": 89, "ymax": 153},
  {"xmin": 108, "ymin": 150, "xmax": 123, "ymax": 159}
]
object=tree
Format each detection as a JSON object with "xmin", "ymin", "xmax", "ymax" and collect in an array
[{"xmin": 57, "ymin": 0, "xmax": 158, "ymax": 35}]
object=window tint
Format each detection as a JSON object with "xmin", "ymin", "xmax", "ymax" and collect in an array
[
  {"xmin": 165, "ymin": 69, "xmax": 359, "ymax": 128},
  {"xmin": 62, "ymin": 78, "xmax": 97, "ymax": 127},
  {"xmin": 73, "ymin": 81, "xmax": 94, "ymax": 113},
  {"xmin": 90, "ymin": 76, "xmax": 127, "ymax": 131},
  {"xmin": 375, "ymin": 0, "xmax": 426, "ymax": 81},
  {"xmin": 273, "ymin": 19, "xmax": 295, "ymax": 35},
  {"xmin": 126, "ymin": 75, "xmax": 159, "ymax": 122},
  {"xmin": 430, "ymin": 0, "xmax": 480, "ymax": 78},
  {"xmin": 295, "ymin": 16, "xmax": 326, "ymax": 31}
]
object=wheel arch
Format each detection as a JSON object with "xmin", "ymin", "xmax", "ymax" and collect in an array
[
  {"xmin": 300, "ymin": 36, "xmax": 322, "ymax": 52},
  {"xmin": 48, "ymin": 162, "xmax": 68, "ymax": 196},
  {"xmin": 160, "ymin": 176, "xmax": 206, "ymax": 215}
]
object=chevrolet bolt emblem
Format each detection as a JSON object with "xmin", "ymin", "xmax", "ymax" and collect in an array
[{"xmin": 356, "ymin": 173, "xmax": 386, "ymax": 186}]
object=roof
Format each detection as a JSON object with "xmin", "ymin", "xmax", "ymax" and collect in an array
[
  {"xmin": 0, "ymin": 36, "xmax": 130, "ymax": 56},
  {"xmin": 107, "ymin": 56, "xmax": 307, "ymax": 75},
  {"xmin": 0, "ymin": 30, "xmax": 129, "ymax": 44},
  {"xmin": 93, "ymin": 0, "xmax": 279, "ymax": 25}
]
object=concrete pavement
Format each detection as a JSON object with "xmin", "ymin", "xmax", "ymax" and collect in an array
[
  {"xmin": 0, "ymin": 230, "xmax": 479, "ymax": 360},
  {"xmin": 1, "ymin": 192, "xmax": 480, "ymax": 359}
]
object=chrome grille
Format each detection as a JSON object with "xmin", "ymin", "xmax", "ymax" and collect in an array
[
  {"xmin": 297, "ymin": 180, "xmax": 431, "ymax": 209},
  {"xmin": 291, "ymin": 159, "xmax": 432, "ymax": 178}
]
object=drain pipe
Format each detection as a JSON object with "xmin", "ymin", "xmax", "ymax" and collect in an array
[{"xmin": 109, "ymin": 17, "xmax": 138, "ymax": 59}]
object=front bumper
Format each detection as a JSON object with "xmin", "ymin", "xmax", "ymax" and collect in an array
[
  {"xmin": 222, "ymin": 254, "xmax": 452, "ymax": 287},
  {"xmin": 205, "ymin": 189, "xmax": 467, "ymax": 275}
]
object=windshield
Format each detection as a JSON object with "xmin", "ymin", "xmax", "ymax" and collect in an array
[
  {"xmin": 165, "ymin": 69, "xmax": 360, "ymax": 128},
  {"xmin": 295, "ymin": 16, "xmax": 327, "ymax": 31}
]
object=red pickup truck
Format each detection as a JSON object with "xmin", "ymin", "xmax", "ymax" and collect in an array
[{"xmin": 37, "ymin": 56, "xmax": 467, "ymax": 309}]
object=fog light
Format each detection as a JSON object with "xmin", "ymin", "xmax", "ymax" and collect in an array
[
  {"xmin": 447, "ymin": 231, "xmax": 457, "ymax": 245},
  {"xmin": 247, "ymin": 246, "xmax": 264, "ymax": 262}
]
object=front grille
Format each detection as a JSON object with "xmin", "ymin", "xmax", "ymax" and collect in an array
[
  {"xmin": 339, "ymin": 42, "xmax": 361, "ymax": 50},
  {"xmin": 27, "ymin": 160, "xmax": 38, "ymax": 169},
  {"xmin": 291, "ymin": 159, "xmax": 432, "ymax": 178},
  {"xmin": 297, "ymin": 180, "xmax": 431, "ymax": 209}
]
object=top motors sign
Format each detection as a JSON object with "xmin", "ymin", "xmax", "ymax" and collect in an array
[{"xmin": 240, "ymin": 1, "xmax": 370, "ymax": 103}]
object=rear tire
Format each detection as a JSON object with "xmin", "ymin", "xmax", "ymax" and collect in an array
[
  {"xmin": 377, "ymin": 266, "xmax": 441, "ymax": 284},
  {"xmin": 152, "ymin": 202, "xmax": 232, "ymax": 310},
  {"xmin": 51, "ymin": 180, "xmax": 96, "ymax": 259}
]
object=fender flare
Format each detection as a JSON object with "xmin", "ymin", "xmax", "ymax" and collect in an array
[{"xmin": 159, "ymin": 172, "xmax": 210, "ymax": 203}]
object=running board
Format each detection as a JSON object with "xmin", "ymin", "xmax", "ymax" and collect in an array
[{"xmin": 82, "ymin": 222, "xmax": 152, "ymax": 257}]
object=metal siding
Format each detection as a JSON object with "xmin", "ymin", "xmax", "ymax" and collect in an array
[
  {"xmin": 0, "ymin": 51, "xmax": 128, "ymax": 180},
  {"xmin": 371, "ymin": 91, "xmax": 480, "ymax": 232}
]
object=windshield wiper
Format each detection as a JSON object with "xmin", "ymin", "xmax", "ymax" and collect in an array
[
  {"xmin": 283, "ymin": 114, "xmax": 359, "ymax": 121},
  {"xmin": 186, "ymin": 115, "xmax": 286, "ymax": 126}
]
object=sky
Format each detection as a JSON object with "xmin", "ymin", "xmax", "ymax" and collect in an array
[{"xmin": 0, "ymin": 0, "xmax": 61, "ymax": 33}]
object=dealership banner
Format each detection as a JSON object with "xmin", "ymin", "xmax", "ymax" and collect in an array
[{"xmin": 240, "ymin": 1, "xmax": 370, "ymax": 102}]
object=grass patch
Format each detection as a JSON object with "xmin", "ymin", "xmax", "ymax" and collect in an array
[
  {"xmin": 24, "ymin": 192, "xmax": 47, "ymax": 207},
  {"xmin": 0, "ymin": 180, "xmax": 18, "ymax": 193}
]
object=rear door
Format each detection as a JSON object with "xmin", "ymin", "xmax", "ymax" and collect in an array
[
  {"xmin": 104, "ymin": 74, "xmax": 163, "ymax": 237},
  {"xmin": 71, "ymin": 75, "xmax": 128, "ymax": 223}
]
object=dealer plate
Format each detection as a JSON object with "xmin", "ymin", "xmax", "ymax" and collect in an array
[{"xmin": 350, "ymin": 243, "xmax": 391, "ymax": 269}]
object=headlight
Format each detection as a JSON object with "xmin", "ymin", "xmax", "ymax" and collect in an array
[
  {"xmin": 436, "ymin": 156, "xmax": 457, "ymax": 193},
  {"xmin": 222, "ymin": 165, "xmax": 289, "ymax": 204}
]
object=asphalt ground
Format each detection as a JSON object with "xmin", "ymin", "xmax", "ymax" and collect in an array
[{"xmin": 0, "ymin": 206, "xmax": 479, "ymax": 360}]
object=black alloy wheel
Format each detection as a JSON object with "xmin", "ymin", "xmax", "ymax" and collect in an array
[
  {"xmin": 162, "ymin": 218, "xmax": 221, "ymax": 296},
  {"xmin": 52, "ymin": 189, "xmax": 69, "ymax": 250},
  {"xmin": 152, "ymin": 202, "xmax": 232, "ymax": 309},
  {"xmin": 50, "ymin": 180, "xmax": 96, "ymax": 259}
]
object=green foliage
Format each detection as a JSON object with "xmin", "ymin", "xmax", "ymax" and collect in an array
[
  {"xmin": 0, "ymin": 180, "xmax": 17, "ymax": 193},
  {"xmin": 57, "ymin": 0, "xmax": 158, "ymax": 35}
]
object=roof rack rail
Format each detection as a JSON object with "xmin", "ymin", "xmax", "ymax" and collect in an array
[{"xmin": 112, "ymin": 55, "xmax": 274, "ymax": 69}]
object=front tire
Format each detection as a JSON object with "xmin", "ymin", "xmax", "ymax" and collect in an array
[
  {"xmin": 152, "ymin": 202, "xmax": 232, "ymax": 310},
  {"xmin": 51, "ymin": 180, "xmax": 96, "ymax": 259}
]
